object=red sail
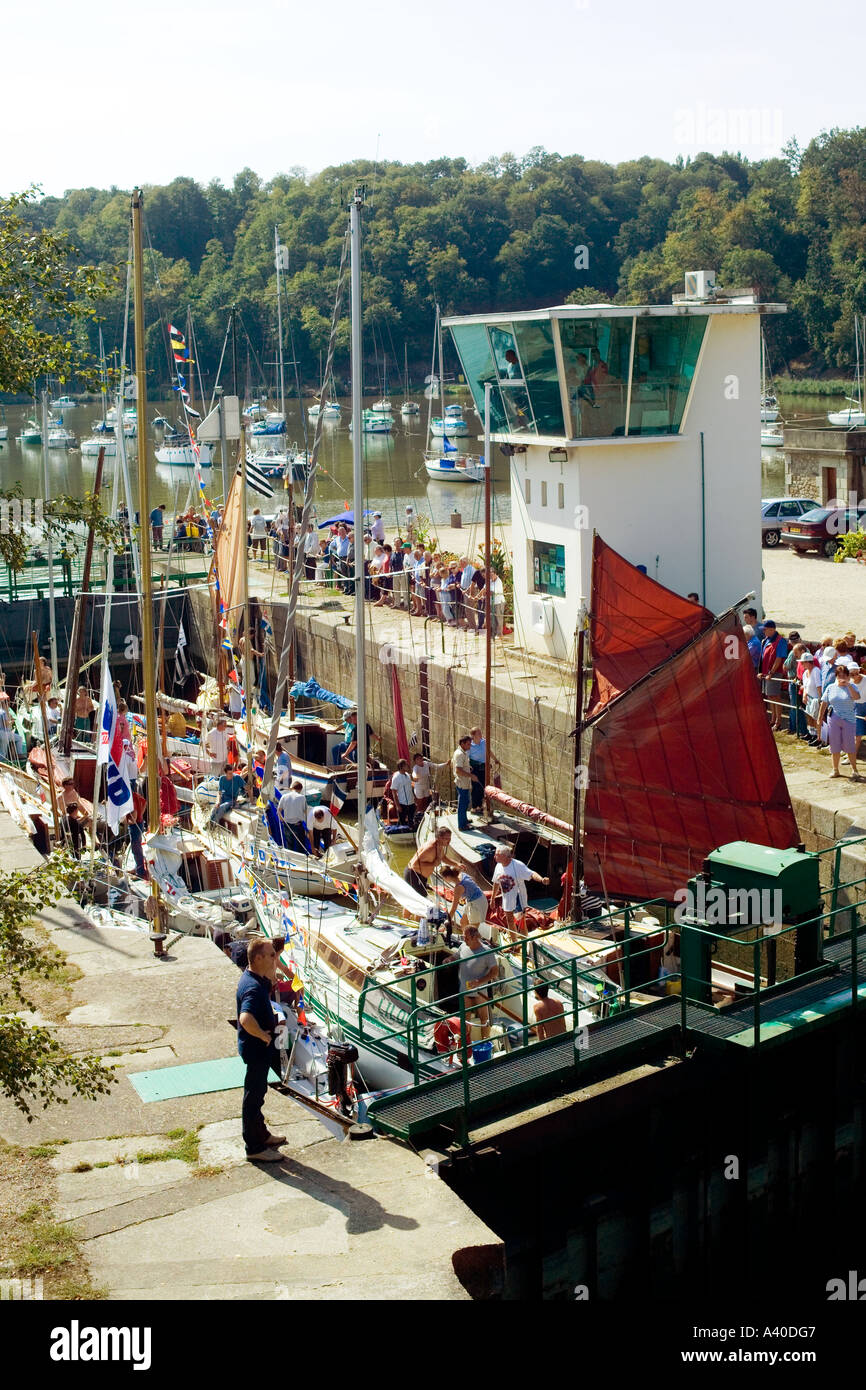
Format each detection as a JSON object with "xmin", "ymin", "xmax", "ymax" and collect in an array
[
  {"xmin": 582, "ymin": 612, "xmax": 800, "ymax": 902},
  {"xmin": 586, "ymin": 534, "xmax": 714, "ymax": 718}
]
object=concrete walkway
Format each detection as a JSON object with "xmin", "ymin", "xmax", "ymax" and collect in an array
[{"xmin": 0, "ymin": 811, "xmax": 502, "ymax": 1301}]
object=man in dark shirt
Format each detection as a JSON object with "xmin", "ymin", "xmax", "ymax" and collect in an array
[{"xmin": 236, "ymin": 938, "xmax": 286, "ymax": 1161}]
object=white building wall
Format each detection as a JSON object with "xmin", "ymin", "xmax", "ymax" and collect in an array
[{"xmin": 510, "ymin": 314, "xmax": 762, "ymax": 657}]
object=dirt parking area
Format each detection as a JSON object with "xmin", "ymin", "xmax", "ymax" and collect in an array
[{"xmin": 761, "ymin": 547, "xmax": 866, "ymax": 639}]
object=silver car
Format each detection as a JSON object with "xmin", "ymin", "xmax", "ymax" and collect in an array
[{"xmin": 761, "ymin": 497, "xmax": 816, "ymax": 547}]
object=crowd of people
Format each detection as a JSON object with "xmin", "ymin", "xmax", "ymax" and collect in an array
[{"xmin": 744, "ymin": 608, "xmax": 866, "ymax": 781}]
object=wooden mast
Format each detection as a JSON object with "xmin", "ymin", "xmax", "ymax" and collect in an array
[
  {"xmin": 132, "ymin": 190, "xmax": 160, "ymax": 837},
  {"xmin": 570, "ymin": 612, "xmax": 587, "ymax": 922},
  {"xmin": 239, "ymin": 422, "xmax": 256, "ymax": 802},
  {"xmin": 59, "ymin": 446, "xmax": 105, "ymax": 756},
  {"xmin": 33, "ymin": 633, "xmax": 62, "ymax": 849},
  {"xmin": 483, "ymin": 383, "xmax": 492, "ymax": 813}
]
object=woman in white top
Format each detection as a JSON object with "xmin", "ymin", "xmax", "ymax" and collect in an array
[{"xmin": 800, "ymin": 653, "xmax": 823, "ymax": 746}]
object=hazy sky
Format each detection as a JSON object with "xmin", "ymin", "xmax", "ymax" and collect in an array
[{"xmin": 5, "ymin": 0, "xmax": 864, "ymax": 196}]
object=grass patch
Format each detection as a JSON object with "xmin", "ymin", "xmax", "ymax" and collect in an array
[
  {"xmin": 192, "ymin": 1164, "xmax": 224, "ymax": 1179},
  {"xmin": 135, "ymin": 1130, "xmax": 200, "ymax": 1166},
  {"xmin": 0, "ymin": 923, "xmax": 84, "ymax": 1023},
  {"xmin": 92, "ymin": 1161, "xmax": 111, "ymax": 1169},
  {"xmin": 0, "ymin": 1142, "xmax": 104, "ymax": 1299},
  {"xmin": 28, "ymin": 1145, "xmax": 58, "ymax": 1159}
]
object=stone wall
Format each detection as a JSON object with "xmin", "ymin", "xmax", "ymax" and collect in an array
[{"xmin": 289, "ymin": 607, "xmax": 576, "ymax": 822}]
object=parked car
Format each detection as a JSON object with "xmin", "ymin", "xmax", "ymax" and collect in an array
[
  {"xmin": 780, "ymin": 504, "xmax": 866, "ymax": 558},
  {"xmin": 761, "ymin": 497, "xmax": 816, "ymax": 547}
]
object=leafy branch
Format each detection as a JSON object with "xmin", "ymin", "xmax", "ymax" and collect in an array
[{"xmin": 0, "ymin": 852, "xmax": 117, "ymax": 1118}]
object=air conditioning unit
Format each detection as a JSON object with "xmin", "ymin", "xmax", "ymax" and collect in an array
[
  {"xmin": 684, "ymin": 270, "xmax": 716, "ymax": 300},
  {"xmin": 530, "ymin": 596, "xmax": 555, "ymax": 635}
]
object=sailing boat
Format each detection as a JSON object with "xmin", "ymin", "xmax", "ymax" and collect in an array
[
  {"xmin": 759, "ymin": 331, "xmax": 779, "ymax": 423},
  {"xmin": 401, "ymin": 342, "xmax": 420, "ymax": 415},
  {"xmin": 82, "ymin": 332, "xmax": 117, "ymax": 456},
  {"xmin": 828, "ymin": 314, "xmax": 866, "ymax": 427},
  {"xmin": 425, "ymin": 305, "xmax": 483, "ymax": 482},
  {"xmin": 370, "ymin": 351, "xmax": 393, "ymax": 414}
]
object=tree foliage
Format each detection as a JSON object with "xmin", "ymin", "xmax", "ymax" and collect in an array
[
  {"xmin": 0, "ymin": 190, "xmax": 113, "ymax": 393},
  {"xmin": 12, "ymin": 129, "xmax": 866, "ymax": 396},
  {"xmin": 0, "ymin": 853, "xmax": 116, "ymax": 1119}
]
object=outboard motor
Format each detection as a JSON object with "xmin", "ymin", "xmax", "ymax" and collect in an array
[
  {"xmin": 427, "ymin": 905, "xmax": 452, "ymax": 946},
  {"xmin": 227, "ymin": 894, "xmax": 255, "ymax": 927},
  {"xmin": 326, "ymin": 1041, "xmax": 359, "ymax": 1116}
]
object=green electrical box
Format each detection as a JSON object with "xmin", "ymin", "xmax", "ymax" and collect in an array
[
  {"xmin": 680, "ymin": 843, "xmax": 822, "ymax": 1004},
  {"xmin": 702, "ymin": 842, "xmax": 820, "ymax": 920}
]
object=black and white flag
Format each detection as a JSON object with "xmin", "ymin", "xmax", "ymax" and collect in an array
[
  {"xmin": 173, "ymin": 621, "xmax": 193, "ymax": 687},
  {"xmin": 242, "ymin": 451, "xmax": 275, "ymax": 500}
]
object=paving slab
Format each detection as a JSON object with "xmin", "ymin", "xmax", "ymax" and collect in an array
[
  {"xmin": 50, "ymin": 1135, "xmax": 177, "ymax": 1171},
  {"xmin": 55, "ymin": 1161, "xmax": 192, "ymax": 1220}
]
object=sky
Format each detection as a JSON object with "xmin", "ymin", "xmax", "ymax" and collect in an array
[{"xmin": 4, "ymin": 0, "xmax": 865, "ymax": 196}]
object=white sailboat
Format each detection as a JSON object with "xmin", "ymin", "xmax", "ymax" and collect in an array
[
  {"xmin": 425, "ymin": 306, "xmax": 483, "ymax": 482},
  {"xmin": 760, "ymin": 331, "xmax": 780, "ymax": 422},
  {"xmin": 828, "ymin": 315, "xmax": 866, "ymax": 427}
]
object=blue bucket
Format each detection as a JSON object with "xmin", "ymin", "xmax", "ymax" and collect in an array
[{"xmin": 472, "ymin": 1041, "xmax": 493, "ymax": 1065}]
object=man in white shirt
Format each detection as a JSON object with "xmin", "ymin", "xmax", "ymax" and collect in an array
[
  {"xmin": 277, "ymin": 780, "xmax": 309, "ymax": 854},
  {"xmin": 29, "ymin": 704, "xmax": 44, "ymax": 747},
  {"xmin": 371, "ymin": 512, "xmax": 386, "ymax": 544},
  {"xmin": 492, "ymin": 846, "xmax": 548, "ymax": 932},
  {"xmin": 304, "ymin": 522, "xmax": 320, "ymax": 578},
  {"xmin": 45, "ymin": 697, "xmax": 62, "ymax": 738},
  {"xmin": 207, "ymin": 717, "xmax": 229, "ymax": 765},
  {"xmin": 228, "ymin": 682, "xmax": 244, "ymax": 719},
  {"xmin": 489, "ymin": 572, "xmax": 506, "ymax": 635},
  {"xmin": 249, "ymin": 508, "xmax": 269, "ymax": 558},
  {"xmin": 452, "ymin": 735, "xmax": 473, "ymax": 832},
  {"xmin": 390, "ymin": 758, "xmax": 415, "ymax": 826},
  {"xmin": 457, "ymin": 924, "xmax": 499, "ymax": 1038},
  {"xmin": 309, "ymin": 805, "xmax": 337, "ymax": 855}
]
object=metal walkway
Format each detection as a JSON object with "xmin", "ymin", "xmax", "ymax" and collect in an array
[
  {"xmin": 366, "ymin": 997, "xmax": 683, "ymax": 1142},
  {"xmin": 686, "ymin": 961, "xmax": 866, "ymax": 1050}
]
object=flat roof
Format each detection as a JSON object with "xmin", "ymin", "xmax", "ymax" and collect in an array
[{"xmin": 443, "ymin": 301, "xmax": 786, "ymax": 327}]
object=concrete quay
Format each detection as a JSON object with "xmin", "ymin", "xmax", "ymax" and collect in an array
[{"xmin": 0, "ymin": 811, "xmax": 503, "ymax": 1301}]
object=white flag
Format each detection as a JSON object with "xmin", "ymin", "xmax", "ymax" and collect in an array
[{"xmin": 97, "ymin": 666, "xmax": 133, "ymax": 830}]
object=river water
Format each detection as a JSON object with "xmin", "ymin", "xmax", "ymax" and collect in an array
[
  {"xmin": 0, "ymin": 389, "xmax": 850, "ymax": 524},
  {"xmin": 0, "ymin": 394, "xmax": 511, "ymax": 533}
]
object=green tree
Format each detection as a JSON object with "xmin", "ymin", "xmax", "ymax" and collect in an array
[
  {"xmin": 0, "ymin": 853, "xmax": 116, "ymax": 1118},
  {"xmin": 0, "ymin": 190, "xmax": 112, "ymax": 392}
]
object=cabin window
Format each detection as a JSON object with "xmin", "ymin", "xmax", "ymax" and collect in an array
[
  {"xmin": 559, "ymin": 317, "xmax": 632, "ymax": 439},
  {"xmin": 531, "ymin": 540, "xmax": 566, "ymax": 598},
  {"xmin": 489, "ymin": 325, "xmax": 522, "ymax": 380},
  {"xmin": 449, "ymin": 324, "xmax": 507, "ymax": 432},
  {"xmin": 629, "ymin": 315, "xmax": 705, "ymax": 434},
  {"xmin": 524, "ymin": 478, "xmax": 531, "ymax": 505},
  {"xmin": 512, "ymin": 319, "xmax": 565, "ymax": 435},
  {"xmin": 557, "ymin": 482, "xmax": 565, "ymax": 509},
  {"xmin": 540, "ymin": 481, "xmax": 548, "ymax": 507}
]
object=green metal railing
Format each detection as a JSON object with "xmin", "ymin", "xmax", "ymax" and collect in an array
[
  {"xmin": 679, "ymin": 874, "xmax": 866, "ymax": 1047},
  {"xmin": 355, "ymin": 913, "xmax": 671, "ymax": 1086}
]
